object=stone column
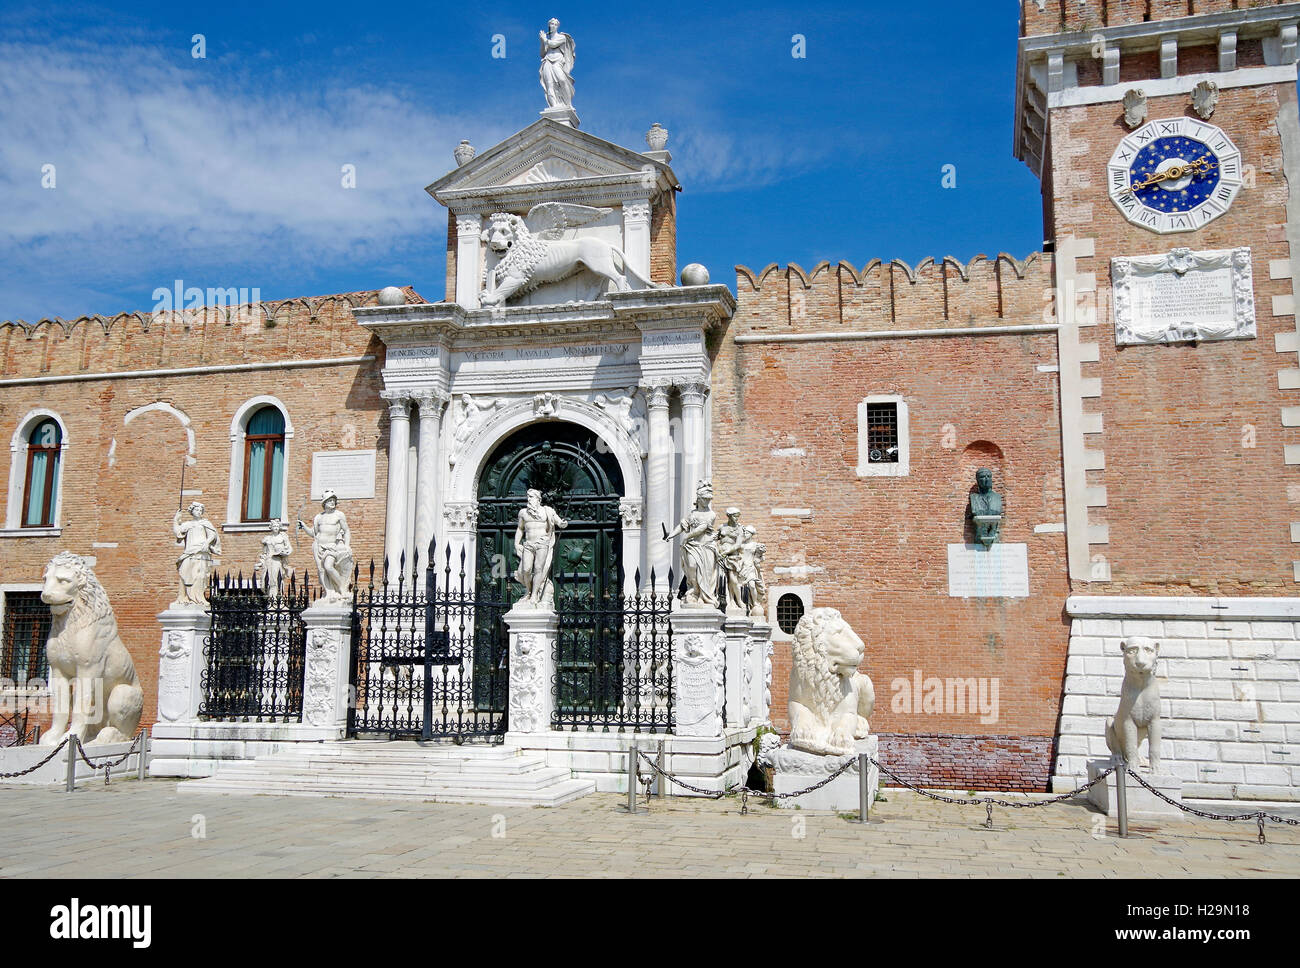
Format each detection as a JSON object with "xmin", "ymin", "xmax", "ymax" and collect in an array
[
  {"xmin": 503, "ymin": 606, "xmax": 559, "ymax": 739},
  {"xmin": 621, "ymin": 200, "xmax": 652, "ymax": 282},
  {"xmin": 670, "ymin": 608, "xmax": 726, "ymax": 737},
  {"xmin": 412, "ymin": 389, "xmax": 449, "ymax": 568},
  {"xmin": 748, "ymin": 620, "xmax": 773, "ymax": 724},
  {"xmin": 299, "ymin": 600, "xmax": 355, "ymax": 734},
  {"xmin": 381, "ymin": 391, "xmax": 412, "ymax": 584},
  {"xmin": 619, "ymin": 498, "xmax": 644, "ymax": 594},
  {"xmin": 154, "ymin": 606, "xmax": 212, "ymax": 725},
  {"xmin": 643, "ymin": 382, "xmax": 673, "ymax": 584},
  {"xmin": 722, "ymin": 614, "xmax": 753, "ymax": 728},
  {"xmin": 678, "ymin": 381, "xmax": 708, "ymax": 523},
  {"xmin": 454, "ymin": 214, "xmax": 482, "ymax": 311}
]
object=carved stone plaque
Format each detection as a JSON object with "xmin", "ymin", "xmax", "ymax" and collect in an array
[
  {"xmin": 1110, "ymin": 247, "xmax": 1255, "ymax": 345},
  {"xmin": 311, "ymin": 450, "xmax": 377, "ymax": 500},
  {"xmin": 947, "ymin": 543, "xmax": 1030, "ymax": 599}
]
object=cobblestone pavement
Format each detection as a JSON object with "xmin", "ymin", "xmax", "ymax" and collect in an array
[{"xmin": 1, "ymin": 780, "xmax": 1298, "ymax": 878}]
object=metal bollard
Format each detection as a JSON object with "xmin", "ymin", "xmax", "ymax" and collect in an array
[
  {"xmin": 1115, "ymin": 760, "xmax": 1129, "ymax": 839},
  {"xmin": 626, "ymin": 745, "xmax": 637, "ymax": 814},
  {"xmin": 858, "ymin": 754, "xmax": 869, "ymax": 823},
  {"xmin": 656, "ymin": 740, "xmax": 665, "ymax": 799},
  {"xmin": 64, "ymin": 737, "xmax": 76, "ymax": 793},
  {"xmin": 137, "ymin": 732, "xmax": 149, "ymax": 782}
]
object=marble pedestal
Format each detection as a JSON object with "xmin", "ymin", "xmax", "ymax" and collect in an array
[
  {"xmin": 770, "ymin": 737, "xmax": 879, "ymax": 811},
  {"xmin": 1086, "ymin": 758, "xmax": 1184, "ymax": 818}
]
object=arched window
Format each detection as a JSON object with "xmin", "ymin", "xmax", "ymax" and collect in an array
[
  {"xmin": 241, "ymin": 406, "xmax": 286, "ymax": 523},
  {"xmin": 22, "ymin": 420, "xmax": 62, "ymax": 528}
]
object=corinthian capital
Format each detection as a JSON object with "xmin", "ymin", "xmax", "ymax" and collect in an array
[
  {"xmin": 380, "ymin": 389, "xmax": 412, "ymax": 419},
  {"xmin": 677, "ymin": 381, "xmax": 709, "ymax": 407},
  {"xmin": 411, "ymin": 388, "xmax": 451, "ymax": 416},
  {"xmin": 640, "ymin": 380, "xmax": 672, "ymax": 410}
]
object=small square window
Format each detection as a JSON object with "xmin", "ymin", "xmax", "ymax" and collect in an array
[
  {"xmin": 856, "ymin": 395, "xmax": 909, "ymax": 478},
  {"xmin": 2, "ymin": 591, "xmax": 50, "ymax": 685}
]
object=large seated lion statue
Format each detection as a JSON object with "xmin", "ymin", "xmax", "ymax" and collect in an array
[
  {"xmin": 785, "ymin": 607, "xmax": 875, "ymax": 757},
  {"xmin": 40, "ymin": 552, "xmax": 144, "ymax": 746},
  {"xmin": 479, "ymin": 202, "xmax": 661, "ymax": 307}
]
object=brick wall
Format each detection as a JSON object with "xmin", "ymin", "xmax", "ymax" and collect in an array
[
  {"xmin": 0, "ymin": 291, "xmax": 404, "ymax": 731},
  {"xmin": 1021, "ymin": 0, "xmax": 1256, "ymax": 37},
  {"xmin": 1046, "ymin": 84, "xmax": 1298, "ymax": 594},
  {"xmin": 717, "ymin": 265, "xmax": 1073, "ymax": 791}
]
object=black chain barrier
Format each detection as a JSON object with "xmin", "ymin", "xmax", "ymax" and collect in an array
[
  {"xmin": 633, "ymin": 751, "xmax": 1300, "ymax": 842},
  {"xmin": 0, "ymin": 736, "xmax": 71, "ymax": 779},
  {"xmin": 0, "ymin": 732, "xmax": 145, "ymax": 786}
]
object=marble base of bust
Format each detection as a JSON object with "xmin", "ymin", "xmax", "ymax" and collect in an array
[
  {"xmin": 768, "ymin": 737, "xmax": 879, "ymax": 811},
  {"xmin": 1086, "ymin": 758, "xmax": 1185, "ymax": 818}
]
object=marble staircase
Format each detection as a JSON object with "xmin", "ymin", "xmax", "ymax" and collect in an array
[{"xmin": 175, "ymin": 740, "xmax": 596, "ymax": 807}]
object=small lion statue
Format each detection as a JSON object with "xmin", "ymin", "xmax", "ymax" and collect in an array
[
  {"xmin": 480, "ymin": 202, "xmax": 661, "ymax": 306},
  {"xmin": 1105, "ymin": 636, "xmax": 1163, "ymax": 772},
  {"xmin": 786, "ymin": 607, "xmax": 875, "ymax": 757},
  {"xmin": 40, "ymin": 552, "xmax": 144, "ymax": 746}
]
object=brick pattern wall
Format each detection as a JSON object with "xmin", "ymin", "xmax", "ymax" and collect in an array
[
  {"xmin": 1046, "ymin": 86, "xmax": 1298, "ymax": 594},
  {"xmin": 0, "ymin": 292, "xmax": 404, "ymax": 732},
  {"xmin": 716, "ymin": 270, "xmax": 1073, "ymax": 790},
  {"xmin": 650, "ymin": 190, "xmax": 677, "ymax": 286},
  {"xmin": 1053, "ymin": 616, "xmax": 1300, "ymax": 799},
  {"xmin": 877, "ymin": 733, "xmax": 1056, "ymax": 793},
  {"xmin": 1021, "ymin": 0, "xmax": 1255, "ymax": 37}
]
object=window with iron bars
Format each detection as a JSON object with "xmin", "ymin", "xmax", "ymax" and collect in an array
[
  {"xmin": 1, "ymin": 591, "xmax": 50, "ymax": 685},
  {"xmin": 865, "ymin": 403, "xmax": 899, "ymax": 464}
]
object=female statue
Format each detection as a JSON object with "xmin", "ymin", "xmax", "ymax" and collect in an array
[
  {"xmin": 539, "ymin": 18, "xmax": 576, "ymax": 109},
  {"xmin": 664, "ymin": 480, "xmax": 720, "ymax": 608}
]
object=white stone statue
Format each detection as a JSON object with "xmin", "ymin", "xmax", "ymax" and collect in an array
[
  {"xmin": 172, "ymin": 502, "xmax": 221, "ymax": 607},
  {"xmin": 297, "ymin": 490, "xmax": 355, "ymax": 602},
  {"xmin": 664, "ymin": 480, "xmax": 720, "ymax": 608},
  {"xmin": 479, "ymin": 203, "xmax": 659, "ymax": 307},
  {"xmin": 786, "ymin": 608, "xmax": 875, "ymax": 757},
  {"xmin": 538, "ymin": 18, "xmax": 575, "ymax": 109},
  {"xmin": 256, "ymin": 518, "xmax": 293, "ymax": 594},
  {"xmin": 717, "ymin": 508, "xmax": 745, "ymax": 614},
  {"xmin": 513, "ymin": 488, "xmax": 568, "ymax": 609},
  {"xmin": 449, "ymin": 393, "xmax": 504, "ymax": 465},
  {"xmin": 40, "ymin": 552, "xmax": 144, "ymax": 746},
  {"xmin": 1105, "ymin": 636, "xmax": 1163, "ymax": 772}
]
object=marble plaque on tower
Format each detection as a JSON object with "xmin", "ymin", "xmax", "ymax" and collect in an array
[
  {"xmin": 947, "ymin": 543, "xmax": 1030, "ymax": 598},
  {"xmin": 1110, "ymin": 246, "xmax": 1255, "ymax": 345},
  {"xmin": 311, "ymin": 450, "xmax": 377, "ymax": 500}
]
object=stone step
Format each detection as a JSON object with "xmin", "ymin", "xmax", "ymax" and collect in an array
[
  {"xmin": 195, "ymin": 765, "xmax": 577, "ymax": 791},
  {"xmin": 178, "ymin": 777, "xmax": 596, "ymax": 807},
  {"xmin": 257, "ymin": 753, "xmax": 552, "ymax": 774}
]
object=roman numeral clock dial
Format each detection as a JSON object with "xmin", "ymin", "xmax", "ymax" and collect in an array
[{"xmin": 1107, "ymin": 118, "xmax": 1244, "ymax": 234}]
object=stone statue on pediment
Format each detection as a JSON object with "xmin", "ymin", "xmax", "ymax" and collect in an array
[{"xmin": 539, "ymin": 19, "xmax": 576, "ymax": 110}]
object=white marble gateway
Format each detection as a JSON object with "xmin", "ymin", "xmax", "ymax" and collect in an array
[
  {"xmin": 1110, "ymin": 246, "xmax": 1255, "ymax": 345},
  {"xmin": 947, "ymin": 543, "xmax": 1029, "ymax": 598}
]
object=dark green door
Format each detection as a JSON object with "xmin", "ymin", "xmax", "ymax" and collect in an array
[{"xmin": 475, "ymin": 423, "xmax": 624, "ymax": 717}]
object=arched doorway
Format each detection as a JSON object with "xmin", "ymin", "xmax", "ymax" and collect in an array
[{"xmin": 476, "ymin": 422, "xmax": 625, "ymax": 715}]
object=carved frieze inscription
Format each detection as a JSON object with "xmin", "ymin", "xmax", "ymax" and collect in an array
[{"xmin": 1111, "ymin": 247, "xmax": 1255, "ymax": 345}]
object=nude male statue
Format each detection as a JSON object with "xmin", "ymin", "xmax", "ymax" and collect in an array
[
  {"xmin": 513, "ymin": 488, "xmax": 568, "ymax": 608},
  {"xmin": 298, "ymin": 490, "xmax": 355, "ymax": 600}
]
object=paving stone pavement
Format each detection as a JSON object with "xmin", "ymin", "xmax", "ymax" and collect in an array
[{"xmin": 1, "ymin": 779, "xmax": 1298, "ymax": 878}]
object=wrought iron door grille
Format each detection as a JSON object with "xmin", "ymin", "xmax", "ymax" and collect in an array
[
  {"xmin": 553, "ymin": 568, "xmax": 674, "ymax": 733},
  {"xmin": 348, "ymin": 543, "xmax": 509, "ymax": 742},
  {"xmin": 201, "ymin": 573, "xmax": 310, "ymax": 722}
]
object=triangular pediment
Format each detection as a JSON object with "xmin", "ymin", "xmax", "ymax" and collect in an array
[{"xmin": 427, "ymin": 119, "xmax": 675, "ymax": 204}]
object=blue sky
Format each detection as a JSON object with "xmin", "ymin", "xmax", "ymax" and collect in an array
[{"xmin": 0, "ymin": 1, "xmax": 1045, "ymax": 322}]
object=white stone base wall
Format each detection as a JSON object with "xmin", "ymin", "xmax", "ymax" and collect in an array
[
  {"xmin": 508, "ymin": 726, "xmax": 757, "ymax": 795},
  {"xmin": 149, "ymin": 721, "xmax": 346, "ymax": 778},
  {"xmin": 0, "ymin": 740, "xmax": 143, "ymax": 784},
  {"xmin": 1052, "ymin": 596, "xmax": 1300, "ymax": 800}
]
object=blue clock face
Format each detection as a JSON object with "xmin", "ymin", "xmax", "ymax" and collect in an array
[
  {"xmin": 1128, "ymin": 136, "xmax": 1220, "ymax": 213},
  {"xmin": 1108, "ymin": 118, "xmax": 1244, "ymax": 234}
]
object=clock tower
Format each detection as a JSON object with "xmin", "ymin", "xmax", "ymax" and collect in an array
[{"xmin": 1016, "ymin": 2, "xmax": 1300, "ymax": 794}]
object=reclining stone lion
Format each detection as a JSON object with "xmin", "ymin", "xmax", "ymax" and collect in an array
[
  {"xmin": 787, "ymin": 607, "xmax": 875, "ymax": 757},
  {"xmin": 40, "ymin": 552, "xmax": 144, "ymax": 746},
  {"xmin": 479, "ymin": 202, "xmax": 661, "ymax": 306}
]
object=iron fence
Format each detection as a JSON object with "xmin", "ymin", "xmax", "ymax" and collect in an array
[
  {"xmin": 1, "ymin": 590, "xmax": 50, "ymax": 685},
  {"xmin": 0, "ymin": 708, "xmax": 38, "ymax": 747},
  {"xmin": 200, "ymin": 573, "xmax": 312, "ymax": 722},
  {"xmin": 553, "ymin": 568, "xmax": 674, "ymax": 733},
  {"xmin": 349, "ymin": 544, "xmax": 510, "ymax": 741}
]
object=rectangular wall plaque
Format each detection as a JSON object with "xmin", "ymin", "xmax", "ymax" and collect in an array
[
  {"xmin": 947, "ymin": 543, "xmax": 1030, "ymax": 599},
  {"xmin": 1110, "ymin": 247, "xmax": 1255, "ymax": 345},
  {"xmin": 311, "ymin": 450, "xmax": 377, "ymax": 501}
]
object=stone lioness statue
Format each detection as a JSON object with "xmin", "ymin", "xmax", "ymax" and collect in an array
[
  {"xmin": 479, "ymin": 202, "xmax": 660, "ymax": 307},
  {"xmin": 1105, "ymin": 636, "xmax": 1162, "ymax": 772},
  {"xmin": 787, "ymin": 607, "xmax": 875, "ymax": 757},
  {"xmin": 40, "ymin": 552, "xmax": 144, "ymax": 746}
]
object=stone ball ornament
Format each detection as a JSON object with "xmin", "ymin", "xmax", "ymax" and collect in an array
[
  {"xmin": 377, "ymin": 286, "xmax": 406, "ymax": 306},
  {"xmin": 680, "ymin": 263, "xmax": 710, "ymax": 286}
]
